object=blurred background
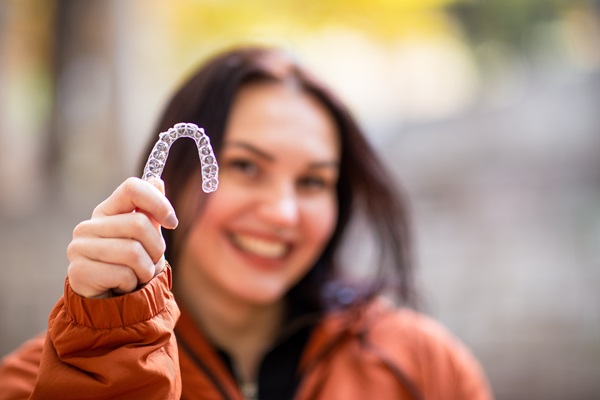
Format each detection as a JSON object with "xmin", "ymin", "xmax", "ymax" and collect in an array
[{"xmin": 1, "ymin": 0, "xmax": 599, "ymax": 398}]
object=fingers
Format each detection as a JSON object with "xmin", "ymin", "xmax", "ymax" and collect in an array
[
  {"xmin": 73, "ymin": 213, "xmax": 166, "ymax": 264},
  {"xmin": 68, "ymin": 237, "xmax": 155, "ymax": 283},
  {"xmin": 68, "ymin": 259, "xmax": 140, "ymax": 299},
  {"xmin": 67, "ymin": 177, "xmax": 175, "ymax": 298},
  {"xmin": 93, "ymin": 177, "xmax": 178, "ymax": 230},
  {"xmin": 67, "ymin": 220, "xmax": 167, "ymax": 298}
]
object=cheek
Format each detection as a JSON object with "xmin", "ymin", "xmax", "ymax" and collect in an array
[
  {"xmin": 305, "ymin": 197, "xmax": 338, "ymax": 248},
  {"xmin": 178, "ymin": 192, "xmax": 234, "ymax": 259},
  {"xmin": 195, "ymin": 182, "xmax": 243, "ymax": 226}
]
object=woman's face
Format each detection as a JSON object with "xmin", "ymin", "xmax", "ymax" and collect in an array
[{"xmin": 179, "ymin": 82, "xmax": 340, "ymax": 306}]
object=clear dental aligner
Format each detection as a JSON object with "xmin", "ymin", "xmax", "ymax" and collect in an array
[{"xmin": 142, "ymin": 122, "xmax": 219, "ymax": 193}]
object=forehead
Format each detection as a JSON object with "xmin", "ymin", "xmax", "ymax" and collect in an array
[{"xmin": 225, "ymin": 82, "xmax": 340, "ymax": 160}]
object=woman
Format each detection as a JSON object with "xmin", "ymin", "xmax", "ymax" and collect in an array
[{"xmin": 0, "ymin": 46, "xmax": 492, "ymax": 399}]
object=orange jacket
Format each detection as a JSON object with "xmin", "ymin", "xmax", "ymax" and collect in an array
[{"xmin": 0, "ymin": 267, "xmax": 492, "ymax": 399}]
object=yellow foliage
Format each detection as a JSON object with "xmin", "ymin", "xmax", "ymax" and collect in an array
[{"xmin": 166, "ymin": 0, "xmax": 460, "ymax": 44}]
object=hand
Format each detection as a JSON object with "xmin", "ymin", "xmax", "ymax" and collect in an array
[{"xmin": 66, "ymin": 177, "xmax": 179, "ymax": 298}]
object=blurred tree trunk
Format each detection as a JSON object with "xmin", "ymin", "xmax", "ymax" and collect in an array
[
  {"xmin": 0, "ymin": 0, "xmax": 55, "ymax": 215},
  {"xmin": 47, "ymin": 0, "xmax": 121, "ymax": 203}
]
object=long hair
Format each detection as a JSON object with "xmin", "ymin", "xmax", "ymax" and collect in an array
[{"xmin": 139, "ymin": 46, "xmax": 418, "ymax": 311}]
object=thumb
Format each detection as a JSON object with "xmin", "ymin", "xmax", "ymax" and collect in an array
[
  {"xmin": 148, "ymin": 177, "xmax": 166, "ymax": 196},
  {"xmin": 148, "ymin": 177, "xmax": 179, "ymax": 229},
  {"xmin": 145, "ymin": 177, "xmax": 169, "ymax": 276}
]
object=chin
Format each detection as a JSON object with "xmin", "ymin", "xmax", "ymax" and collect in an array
[{"xmin": 233, "ymin": 283, "xmax": 289, "ymax": 306}]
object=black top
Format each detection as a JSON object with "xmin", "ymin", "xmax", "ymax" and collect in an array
[{"xmin": 216, "ymin": 324, "xmax": 312, "ymax": 400}]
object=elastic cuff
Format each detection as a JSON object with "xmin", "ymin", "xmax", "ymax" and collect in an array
[{"xmin": 63, "ymin": 265, "xmax": 174, "ymax": 329}]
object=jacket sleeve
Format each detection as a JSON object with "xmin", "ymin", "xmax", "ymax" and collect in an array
[
  {"xmin": 0, "ymin": 334, "xmax": 45, "ymax": 400},
  {"xmin": 29, "ymin": 266, "xmax": 181, "ymax": 400}
]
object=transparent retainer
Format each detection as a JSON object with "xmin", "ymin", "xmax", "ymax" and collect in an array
[{"xmin": 142, "ymin": 122, "xmax": 219, "ymax": 193}]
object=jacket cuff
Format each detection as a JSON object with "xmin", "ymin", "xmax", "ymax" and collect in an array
[{"xmin": 63, "ymin": 265, "xmax": 174, "ymax": 329}]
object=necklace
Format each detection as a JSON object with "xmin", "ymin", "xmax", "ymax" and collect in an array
[{"xmin": 240, "ymin": 381, "xmax": 258, "ymax": 400}]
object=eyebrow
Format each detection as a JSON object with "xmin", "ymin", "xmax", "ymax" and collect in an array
[
  {"xmin": 223, "ymin": 141, "xmax": 339, "ymax": 169},
  {"xmin": 224, "ymin": 141, "xmax": 274, "ymax": 161}
]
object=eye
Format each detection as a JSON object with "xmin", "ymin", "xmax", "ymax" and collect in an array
[
  {"xmin": 298, "ymin": 175, "xmax": 329, "ymax": 191},
  {"xmin": 227, "ymin": 158, "xmax": 259, "ymax": 177}
]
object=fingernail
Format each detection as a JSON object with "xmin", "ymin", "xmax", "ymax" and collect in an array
[{"xmin": 165, "ymin": 212, "xmax": 179, "ymax": 229}]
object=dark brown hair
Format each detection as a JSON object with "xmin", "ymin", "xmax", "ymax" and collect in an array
[{"xmin": 140, "ymin": 46, "xmax": 418, "ymax": 311}]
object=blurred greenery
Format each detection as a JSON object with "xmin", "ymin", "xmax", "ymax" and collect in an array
[
  {"xmin": 167, "ymin": 0, "xmax": 594, "ymax": 45},
  {"xmin": 449, "ymin": 0, "xmax": 592, "ymax": 48}
]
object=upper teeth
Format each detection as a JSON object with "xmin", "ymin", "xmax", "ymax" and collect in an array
[{"xmin": 233, "ymin": 234, "xmax": 287, "ymax": 259}]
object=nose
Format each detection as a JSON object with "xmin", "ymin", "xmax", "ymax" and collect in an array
[{"xmin": 257, "ymin": 182, "xmax": 299, "ymax": 229}]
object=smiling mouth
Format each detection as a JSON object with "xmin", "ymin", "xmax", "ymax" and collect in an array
[{"xmin": 231, "ymin": 233, "xmax": 289, "ymax": 259}]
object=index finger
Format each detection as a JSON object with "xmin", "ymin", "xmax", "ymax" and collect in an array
[{"xmin": 92, "ymin": 177, "xmax": 178, "ymax": 229}]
